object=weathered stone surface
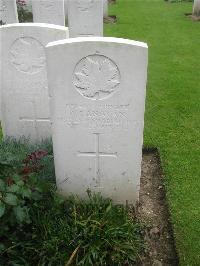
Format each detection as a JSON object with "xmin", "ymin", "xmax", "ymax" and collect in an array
[
  {"xmin": 0, "ymin": 0, "xmax": 18, "ymax": 24},
  {"xmin": 0, "ymin": 23, "xmax": 69, "ymax": 142},
  {"xmin": 68, "ymin": 0, "xmax": 103, "ymax": 37},
  {"xmin": 32, "ymin": 0, "xmax": 65, "ymax": 26},
  {"xmin": 46, "ymin": 37, "xmax": 148, "ymax": 205}
]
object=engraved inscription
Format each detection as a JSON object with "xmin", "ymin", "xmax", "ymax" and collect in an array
[
  {"xmin": 10, "ymin": 37, "xmax": 45, "ymax": 74},
  {"xmin": 77, "ymin": 133, "xmax": 117, "ymax": 187},
  {"xmin": 66, "ymin": 104, "xmax": 129, "ymax": 130},
  {"xmin": 76, "ymin": 0, "xmax": 94, "ymax": 11},
  {"xmin": 73, "ymin": 55, "xmax": 120, "ymax": 100},
  {"xmin": 0, "ymin": 0, "xmax": 6, "ymax": 24}
]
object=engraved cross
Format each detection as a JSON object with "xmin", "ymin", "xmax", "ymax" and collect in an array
[
  {"xmin": 19, "ymin": 101, "xmax": 50, "ymax": 140},
  {"xmin": 77, "ymin": 133, "xmax": 117, "ymax": 187}
]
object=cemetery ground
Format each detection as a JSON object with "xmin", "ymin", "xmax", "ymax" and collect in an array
[
  {"xmin": 0, "ymin": 139, "xmax": 177, "ymax": 265},
  {"xmin": 0, "ymin": 139, "xmax": 144, "ymax": 265},
  {"xmin": 105, "ymin": 0, "xmax": 200, "ymax": 265}
]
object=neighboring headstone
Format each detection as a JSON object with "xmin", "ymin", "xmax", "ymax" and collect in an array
[
  {"xmin": 68, "ymin": 0, "xmax": 103, "ymax": 37},
  {"xmin": 193, "ymin": 0, "xmax": 200, "ymax": 17},
  {"xmin": 103, "ymin": 0, "xmax": 108, "ymax": 18},
  {"xmin": 0, "ymin": 23, "xmax": 69, "ymax": 142},
  {"xmin": 0, "ymin": 0, "xmax": 18, "ymax": 24},
  {"xmin": 46, "ymin": 37, "xmax": 148, "ymax": 205},
  {"xmin": 32, "ymin": 0, "xmax": 65, "ymax": 26}
]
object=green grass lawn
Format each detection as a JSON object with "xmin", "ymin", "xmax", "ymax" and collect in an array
[
  {"xmin": 0, "ymin": 140, "xmax": 143, "ymax": 265},
  {"xmin": 105, "ymin": 0, "xmax": 200, "ymax": 265}
]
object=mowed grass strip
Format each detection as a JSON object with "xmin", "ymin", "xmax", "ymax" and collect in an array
[{"xmin": 105, "ymin": 1, "xmax": 200, "ymax": 265}]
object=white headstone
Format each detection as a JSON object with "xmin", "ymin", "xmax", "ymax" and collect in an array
[
  {"xmin": 32, "ymin": 0, "xmax": 65, "ymax": 26},
  {"xmin": 68, "ymin": 0, "xmax": 103, "ymax": 37},
  {"xmin": 46, "ymin": 37, "xmax": 148, "ymax": 205},
  {"xmin": 103, "ymin": 0, "xmax": 108, "ymax": 18},
  {"xmin": 0, "ymin": 0, "xmax": 18, "ymax": 24},
  {"xmin": 0, "ymin": 23, "xmax": 69, "ymax": 142},
  {"xmin": 193, "ymin": 0, "xmax": 200, "ymax": 16}
]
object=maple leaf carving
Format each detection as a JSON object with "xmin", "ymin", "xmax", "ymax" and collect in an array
[
  {"xmin": 74, "ymin": 56, "xmax": 120, "ymax": 100},
  {"xmin": 10, "ymin": 37, "xmax": 45, "ymax": 74}
]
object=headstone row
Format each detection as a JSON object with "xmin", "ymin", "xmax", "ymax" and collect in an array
[
  {"xmin": 1, "ymin": 0, "xmax": 106, "ymax": 36},
  {"xmin": 32, "ymin": 0, "xmax": 105, "ymax": 36},
  {"xmin": 0, "ymin": 1, "xmax": 148, "ymax": 205}
]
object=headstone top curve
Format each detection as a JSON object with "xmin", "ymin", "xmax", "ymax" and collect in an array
[
  {"xmin": 0, "ymin": 23, "xmax": 69, "ymax": 32},
  {"xmin": 46, "ymin": 37, "xmax": 148, "ymax": 49}
]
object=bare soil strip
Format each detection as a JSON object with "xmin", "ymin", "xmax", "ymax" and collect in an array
[{"xmin": 136, "ymin": 150, "xmax": 179, "ymax": 265}]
